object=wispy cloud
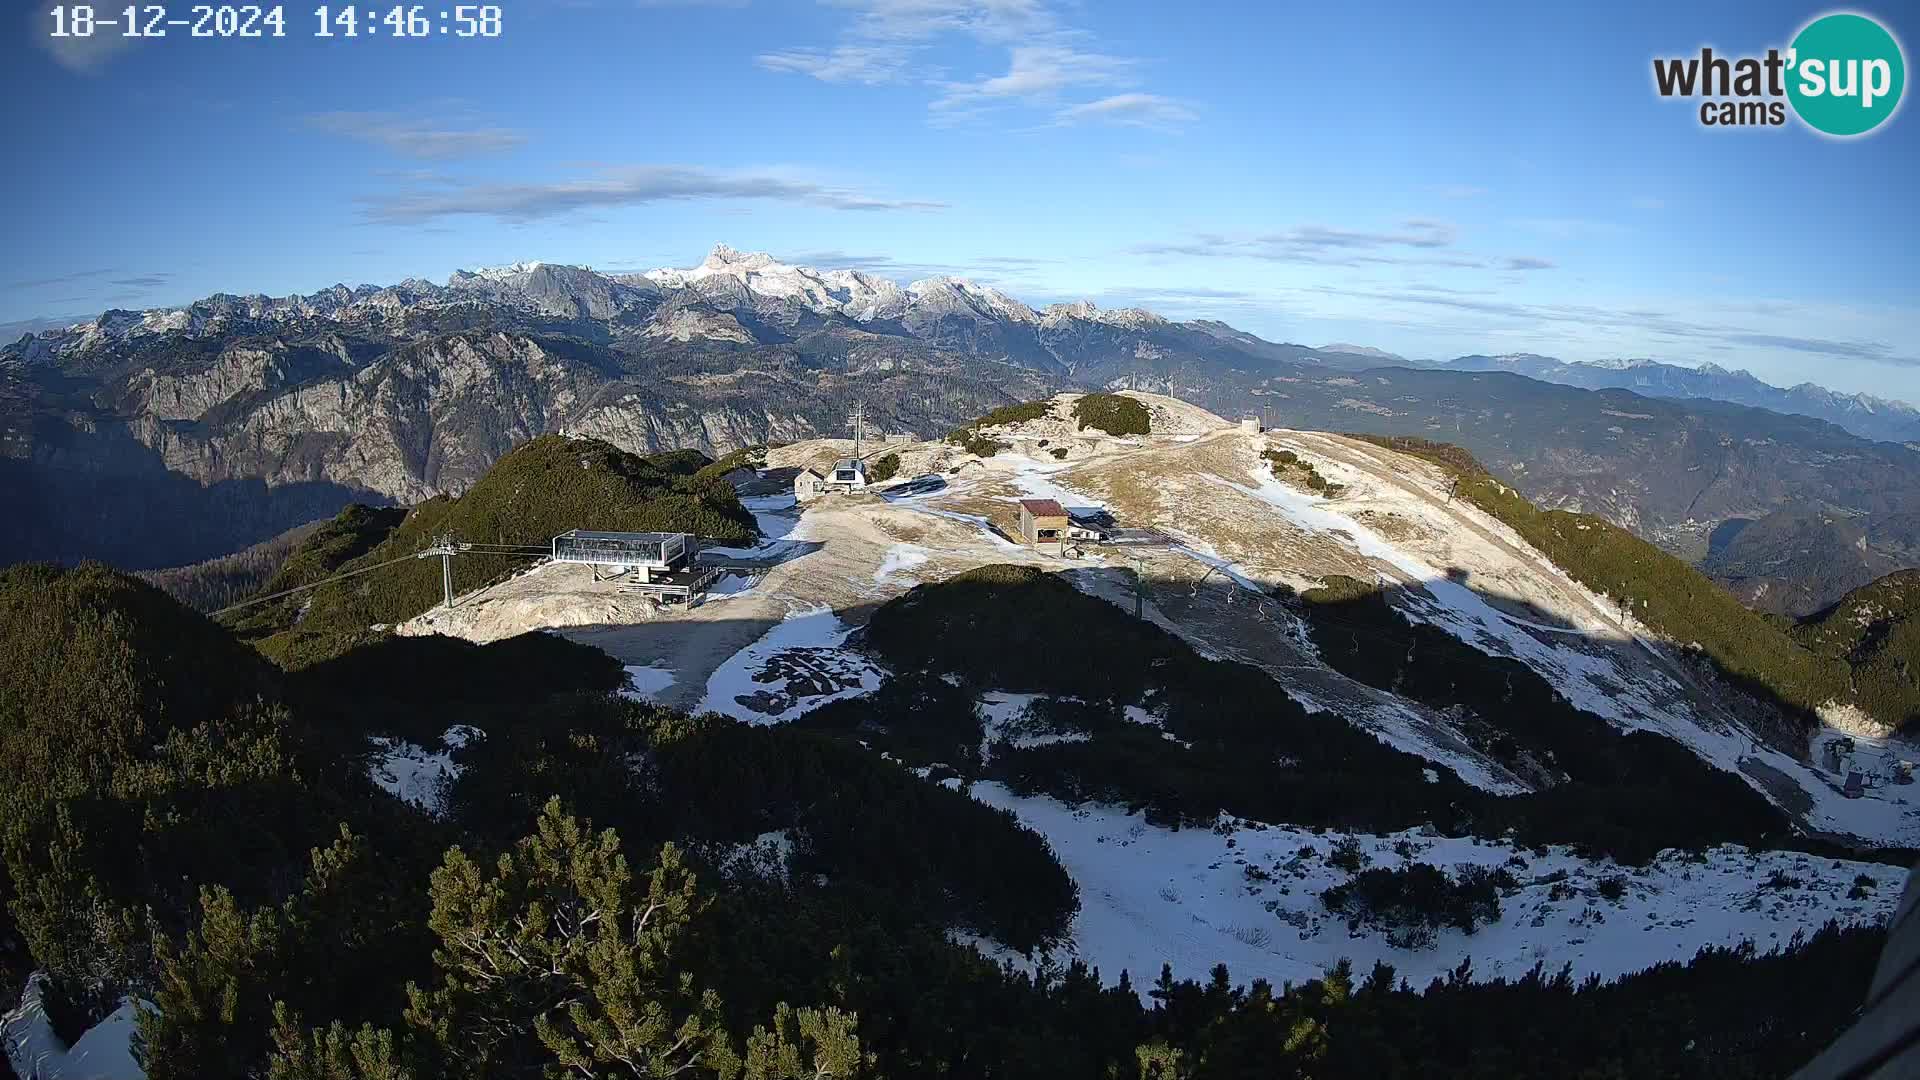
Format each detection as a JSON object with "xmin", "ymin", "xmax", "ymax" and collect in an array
[
  {"xmin": 757, "ymin": 44, "xmax": 915, "ymax": 84},
  {"xmin": 1133, "ymin": 224, "xmax": 1565, "ymax": 276},
  {"xmin": 1052, "ymin": 93, "xmax": 1196, "ymax": 131},
  {"xmin": 931, "ymin": 44, "xmax": 1134, "ymax": 120},
  {"xmin": 361, "ymin": 166, "xmax": 946, "ymax": 223},
  {"xmin": 833, "ymin": 0, "xmax": 1054, "ymax": 43},
  {"xmin": 0, "ymin": 314, "xmax": 89, "ymax": 339},
  {"xmin": 1094, "ymin": 284, "xmax": 1261, "ymax": 309},
  {"xmin": 764, "ymin": 1, "xmax": 1193, "ymax": 131},
  {"xmin": 1719, "ymin": 332, "xmax": 1898, "ymax": 361},
  {"xmin": 1288, "ymin": 221, "xmax": 1456, "ymax": 250},
  {"xmin": 1305, "ymin": 285, "xmax": 1911, "ymax": 365},
  {"xmin": 305, "ymin": 111, "xmax": 527, "ymax": 160},
  {"xmin": 757, "ymin": 0, "xmax": 1056, "ymax": 86},
  {"xmin": 7, "ymin": 268, "xmax": 118, "ymax": 290},
  {"xmin": 1434, "ymin": 184, "xmax": 1489, "ymax": 199},
  {"xmin": 1133, "ymin": 221, "xmax": 1474, "ymax": 267}
]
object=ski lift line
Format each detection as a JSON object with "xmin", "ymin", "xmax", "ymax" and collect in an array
[
  {"xmin": 208, "ymin": 552, "xmax": 429, "ymax": 617},
  {"xmin": 206, "ymin": 540, "xmax": 561, "ymax": 618},
  {"xmin": 207, "ymin": 527, "xmax": 750, "ymax": 619}
]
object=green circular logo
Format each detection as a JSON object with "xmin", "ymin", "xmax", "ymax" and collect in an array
[{"xmin": 1787, "ymin": 12, "xmax": 1906, "ymax": 136}]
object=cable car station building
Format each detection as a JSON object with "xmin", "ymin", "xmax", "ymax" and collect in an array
[{"xmin": 550, "ymin": 530, "xmax": 718, "ymax": 604}]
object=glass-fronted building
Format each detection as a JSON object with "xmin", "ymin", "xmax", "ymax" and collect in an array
[{"xmin": 551, "ymin": 530, "xmax": 690, "ymax": 572}]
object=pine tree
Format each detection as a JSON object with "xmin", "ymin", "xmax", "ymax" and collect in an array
[
  {"xmin": 265, "ymin": 1003, "xmax": 414, "ymax": 1080},
  {"xmin": 137, "ymin": 886, "xmax": 283, "ymax": 1080},
  {"xmin": 401, "ymin": 797, "xmax": 868, "ymax": 1079}
]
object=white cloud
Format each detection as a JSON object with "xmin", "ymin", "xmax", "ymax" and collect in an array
[
  {"xmin": 931, "ymin": 44, "xmax": 1134, "ymax": 119},
  {"xmin": 765, "ymin": 1, "xmax": 1194, "ymax": 131},
  {"xmin": 306, "ymin": 112, "xmax": 527, "ymax": 160},
  {"xmin": 757, "ymin": 44, "xmax": 915, "ymax": 83},
  {"xmin": 359, "ymin": 165, "xmax": 947, "ymax": 223},
  {"xmin": 833, "ymin": 0, "xmax": 1056, "ymax": 43},
  {"xmin": 1052, "ymin": 93, "xmax": 1197, "ymax": 131},
  {"xmin": 1133, "ymin": 221, "xmax": 1486, "ymax": 268}
]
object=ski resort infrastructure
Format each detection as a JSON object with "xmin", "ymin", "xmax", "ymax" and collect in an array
[{"xmin": 325, "ymin": 391, "xmax": 1919, "ymax": 1003}]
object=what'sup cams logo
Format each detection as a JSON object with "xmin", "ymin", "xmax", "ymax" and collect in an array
[{"xmin": 1653, "ymin": 11, "xmax": 1905, "ymax": 136}]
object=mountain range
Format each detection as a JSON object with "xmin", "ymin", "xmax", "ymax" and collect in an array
[
  {"xmin": 1430, "ymin": 353, "xmax": 1920, "ymax": 447},
  {"xmin": 5, "ymin": 243, "xmax": 1919, "ymax": 615}
]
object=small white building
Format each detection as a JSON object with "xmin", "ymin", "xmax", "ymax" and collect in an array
[
  {"xmin": 794, "ymin": 458, "xmax": 870, "ymax": 500},
  {"xmin": 826, "ymin": 457, "xmax": 869, "ymax": 493},
  {"xmin": 1067, "ymin": 514, "xmax": 1109, "ymax": 542}
]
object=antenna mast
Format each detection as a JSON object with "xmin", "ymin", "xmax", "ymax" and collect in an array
[{"xmin": 847, "ymin": 400, "xmax": 868, "ymax": 462}]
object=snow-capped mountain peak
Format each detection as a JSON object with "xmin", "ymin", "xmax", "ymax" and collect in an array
[
  {"xmin": 905, "ymin": 276, "xmax": 1037, "ymax": 324},
  {"xmin": 464, "ymin": 261, "xmax": 548, "ymax": 283},
  {"xmin": 636, "ymin": 245, "xmax": 903, "ymax": 317},
  {"xmin": 1041, "ymin": 300, "xmax": 1168, "ymax": 331}
]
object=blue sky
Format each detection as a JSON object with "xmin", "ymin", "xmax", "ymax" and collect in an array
[{"xmin": 3, "ymin": 0, "xmax": 1917, "ymax": 399}]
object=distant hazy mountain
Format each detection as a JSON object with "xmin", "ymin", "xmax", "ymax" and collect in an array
[
  {"xmin": 1439, "ymin": 354, "xmax": 1920, "ymax": 447},
  {"xmin": 1316, "ymin": 343, "xmax": 1407, "ymax": 364},
  {"xmin": 9, "ymin": 243, "xmax": 1920, "ymax": 616}
]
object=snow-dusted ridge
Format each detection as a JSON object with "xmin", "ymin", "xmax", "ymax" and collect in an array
[{"xmin": 14, "ymin": 244, "xmax": 1208, "ymax": 357}]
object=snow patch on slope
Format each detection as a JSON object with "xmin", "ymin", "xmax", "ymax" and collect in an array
[
  {"xmin": 368, "ymin": 725, "xmax": 479, "ymax": 816},
  {"xmin": 3, "ymin": 975, "xmax": 143, "ymax": 1080},
  {"xmin": 698, "ymin": 607, "xmax": 884, "ymax": 724},
  {"xmin": 623, "ymin": 664, "xmax": 677, "ymax": 702},
  {"xmin": 702, "ymin": 494, "xmax": 810, "ymax": 560},
  {"xmin": 873, "ymin": 543, "xmax": 931, "ymax": 586},
  {"xmin": 967, "ymin": 785, "xmax": 1906, "ymax": 999}
]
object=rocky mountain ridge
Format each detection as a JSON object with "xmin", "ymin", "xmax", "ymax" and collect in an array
[{"xmin": 9, "ymin": 244, "xmax": 1920, "ymax": 617}]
